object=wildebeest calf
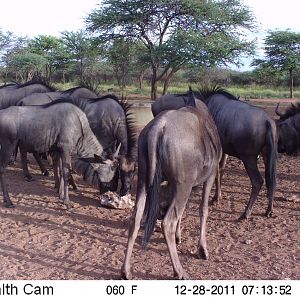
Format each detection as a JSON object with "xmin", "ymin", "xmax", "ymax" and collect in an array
[{"xmin": 121, "ymin": 105, "xmax": 222, "ymax": 279}]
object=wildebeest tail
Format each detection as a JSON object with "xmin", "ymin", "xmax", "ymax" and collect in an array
[
  {"xmin": 142, "ymin": 133, "xmax": 163, "ymax": 245},
  {"xmin": 265, "ymin": 120, "xmax": 277, "ymax": 198}
]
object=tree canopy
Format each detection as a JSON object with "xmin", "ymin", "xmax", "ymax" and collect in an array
[
  {"xmin": 253, "ymin": 30, "xmax": 300, "ymax": 98},
  {"xmin": 86, "ymin": 0, "xmax": 256, "ymax": 99}
]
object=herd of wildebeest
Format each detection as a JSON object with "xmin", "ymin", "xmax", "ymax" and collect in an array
[{"xmin": 0, "ymin": 80, "xmax": 299, "ymax": 279}]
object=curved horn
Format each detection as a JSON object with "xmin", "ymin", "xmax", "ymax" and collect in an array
[
  {"xmin": 275, "ymin": 102, "xmax": 284, "ymax": 117},
  {"xmin": 113, "ymin": 143, "xmax": 121, "ymax": 158}
]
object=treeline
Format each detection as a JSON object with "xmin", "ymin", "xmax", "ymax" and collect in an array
[{"xmin": 1, "ymin": 28, "xmax": 299, "ymax": 92}]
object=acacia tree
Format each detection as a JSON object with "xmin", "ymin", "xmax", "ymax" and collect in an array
[
  {"xmin": 86, "ymin": 0, "xmax": 256, "ymax": 99},
  {"xmin": 28, "ymin": 35, "xmax": 69, "ymax": 82},
  {"xmin": 253, "ymin": 30, "xmax": 300, "ymax": 98},
  {"xmin": 61, "ymin": 30, "xmax": 101, "ymax": 83},
  {"xmin": 5, "ymin": 52, "xmax": 48, "ymax": 81}
]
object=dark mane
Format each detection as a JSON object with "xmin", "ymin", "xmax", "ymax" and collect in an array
[
  {"xmin": 41, "ymin": 98, "xmax": 77, "ymax": 108},
  {"xmin": 61, "ymin": 86, "xmax": 97, "ymax": 95},
  {"xmin": 62, "ymin": 86, "xmax": 83, "ymax": 95},
  {"xmin": 89, "ymin": 94, "xmax": 137, "ymax": 160},
  {"xmin": 120, "ymin": 100, "xmax": 137, "ymax": 160},
  {"xmin": 17, "ymin": 79, "xmax": 56, "ymax": 91},
  {"xmin": 195, "ymin": 85, "xmax": 239, "ymax": 101},
  {"xmin": 87, "ymin": 94, "xmax": 120, "ymax": 103},
  {"xmin": 279, "ymin": 103, "xmax": 300, "ymax": 120}
]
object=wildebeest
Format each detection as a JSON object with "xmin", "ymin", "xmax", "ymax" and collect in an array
[
  {"xmin": 14, "ymin": 86, "xmax": 99, "ymax": 181},
  {"xmin": 0, "ymin": 99, "xmax": 119, "ymax": 210},
  {"xmin": 17, "ymin": 88, "xmax": 137, "ymax": 197},
  {"xmin": 275, "ymin": 102, "xmax": 300, "ymax": 155},
  {"xmin": 0, "ymin": 80, "xmax": 55, "ymax": 109},
  {"xmin": 121, "ymin": 93, "xmax": 222, "ymax": 279},
  {"xmin": 151, "ymin": 86, "xmax": 277, "ymax": 219}
]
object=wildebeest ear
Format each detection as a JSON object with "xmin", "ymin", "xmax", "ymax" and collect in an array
[{"xmin": 185, "ymin": 86, "xmax": 196, "ymax": 108}]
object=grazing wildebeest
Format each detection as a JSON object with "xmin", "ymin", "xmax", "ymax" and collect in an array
[
  {"xmin": 121, "ymin": 95, "xmax": 222, "ymax": 279},
  {"xmin": 0, "ymin": 99, "xmax": 119, "ymax": 210},
  {"xmin": 17, "ymin": 89, "xmax": 137, "ymax": 197},
  {"xmin": 151, "ymin": 86, "xmax": 277, "ymax": 219},
  {"xmin": 275, "ymin": 102, "xmax": 300, "ymax": 155},
  {"xmin": 15, "ymin": 86, "xmax": 99, "ymax": 181}
]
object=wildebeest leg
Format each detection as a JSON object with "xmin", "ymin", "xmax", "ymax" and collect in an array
[
  {"xmin": 120, "ymin": 171, "xmax": 131, "ymax": 196},
  {"xmin": 240, "ymin": 156, "xmax": 264, "ymax": 220},
  {"xmin": 68, "ymin": 173, "xmax": 77, "ymax": 190},
  {"xmin": 211, "ymin": 153, "xmax": 227, "ymax": 204},
  {"xmin": 19, "ymin": 148, "xmax": 34, "ymax": 181},
  {"xmin": 53, "ymin": 152, "xmax": 77, "ymax": 191},
  {"xmin": 162, "ymin": 183, "xmax": 192, "ymax": 279},
  {"xmin": 0, "ymin": 169, "xmax": 14, "ymax": 208},
  {"xmin": 0, "ymin": 145, "xmax": 16, "ymax": 208},
  {"xmin": 175, "ymin": 217, "xmax": 182, "ymax": 244},
  {"xmin": 52, "ymin": 153, "xmax": 60, "ymax": 192},
  {"xmin": 60, "ymin": 152, "xmax": 73, "ymax": 210},
  {"xmin": 32, "ymin": 152, "xmax": 49, "ymax": 176},
  {"xmin": 199, "ymin": 173, "xmax": 215, "ymax": 260},
  {"xmin": 8, "ymin": 146, "xmax": 18, "ymax": 165},
  {"xmin": 121, "ymin": 175, "xmax": 147, "ymax": 280}
]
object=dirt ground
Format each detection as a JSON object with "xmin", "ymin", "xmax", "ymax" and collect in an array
[{"xmin": 0, "ymin": 103, "xmax": 299, "ymax": 280}]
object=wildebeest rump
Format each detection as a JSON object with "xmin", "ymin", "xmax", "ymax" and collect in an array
[
  {"xmin": 121, "ymin": 103, "xmax": 222, "ymax": 279},
  {"xmin": 275, "ymin": 102, "xmax": 300, "ymax": 155},
  {"xmin": 0, "ymin": 100, "xmax": 119, "ymax": 209},
  {"xmin": 152, "ymin": 86, "xmax": 277, "ymax": 219}
]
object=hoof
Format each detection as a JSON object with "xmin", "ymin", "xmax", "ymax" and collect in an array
[
  {"xmin": 67, "ymin": 207, "xmax": 76, "ymax": 213},
  {"xmin": 238, "ymin": 212, "xmax": 249, "ymax": 221},
  {"xmin": 43, "ymin": 170, "xmax": 49, "ymax": 176},
  {"xmin": 120, "ymin": 267, "xmax": 132, "ymax": 280},
  {"xmin": 4, "ymin": 202, "xmax": 15, "ymax": 208},
  {"xmin": 265, "ymin": 210, "xmax": 273, "ymax": 218},
  {"xmin": 25, "ymin": 176, "xmax": 34, "ymax": 182},
  {"xmin": 210, "ymin": 195, "xmax": 221, "ymax": 206},
  {"xmin": 198, "ymin": 247, "xmax": 209, "ymax": 260},
  {"xmin": 175, "ymin": 271, "xmax": 190, "ymax": 280}
]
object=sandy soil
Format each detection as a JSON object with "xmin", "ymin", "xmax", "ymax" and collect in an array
[{"xmin": 0, "ymin": 103, "xmax": 299, "ymax": 280}]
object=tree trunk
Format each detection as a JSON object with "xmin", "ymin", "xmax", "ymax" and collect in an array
[
  {"xmin": 162, "ymin": 73, "xmax": 173, "ymax": 95},
  {"xmin": 162, "ymin": 67, "xmax": 180, "ymax": 95},
  {"xmin": 138, "ymin": 70, "xmax": 145, "ymax": 89},
  {"xmin": 151, "ymin": 68, "xmax": 158, "ymax": 100},
  {"xmin": 289, "ymin": 68, "xmax": 294, "ymax": 98}
]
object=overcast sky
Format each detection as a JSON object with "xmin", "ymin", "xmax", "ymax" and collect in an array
[
  {"xmin": 1, "ymin": 0, "xmax": 299, "ymax": 37},
  {"xmin": 0, "ymin": 0, "xmax": 299, "ymax": 70}
]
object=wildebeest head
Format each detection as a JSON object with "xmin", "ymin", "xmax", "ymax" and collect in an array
[
  {"xmin": 275, "ymin": 103, "xmax": 300, "ymax": 155},
  {"xmin": 78, "ymin": 144, "xmax": 121, "ymax": 193}
]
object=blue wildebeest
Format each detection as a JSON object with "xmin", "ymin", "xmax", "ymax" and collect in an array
[
  {"xmin": 275, "ymin": 102, "xmax": 300, "ymax": 155},
  {"xmin": 0, "ymin": 80, "xmax": 55, "ymax": 109},
  {"xmin": 121, "ymin": 93, "xmax": 222, "ymax": 279},
  {"xmin": 0, "ymin": 80, "xmax": 56, "ymax": 172},
  {"xmin": 151, "ymin": 86, "xmax": 277, "ymax": 220},
  {"xmin": 17, "ymin": 89, "xmax": 137, "ymax": 197},
  {"xmin": 0, "ymin": 99, "xmax": 119, "ymax": 210},
  {"xmin": 15, "ymin": 86, "xmax": 99, "ymax": 181}
]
